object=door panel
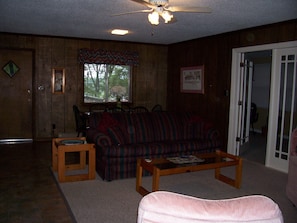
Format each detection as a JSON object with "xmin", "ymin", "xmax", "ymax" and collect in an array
[
  {"xmin": 235, "ymin": 57, "xmax": 254, "ymax": 155},
  {"xmin": 0, "ymin": 49, "xmax": 33, "ymax": 140},
  {"xmin": 266, "ymin": 47, "xmax": 297, "ymax": 172}
]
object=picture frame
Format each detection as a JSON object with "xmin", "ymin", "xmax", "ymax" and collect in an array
[
  {"xmin": 52, "ymin": 68, "xmax": 65, "ymax": 94},
  {"xmin": 180, "ymin": 65, "xmax": 204, "ymax": 94}
]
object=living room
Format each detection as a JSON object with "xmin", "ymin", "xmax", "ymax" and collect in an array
[{"xmin": 1, "ymin": 1, "xmax": 297, "ymax": 222}]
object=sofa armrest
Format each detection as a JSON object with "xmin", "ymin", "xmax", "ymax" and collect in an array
[
  {"xmin": 204, "ymin": 127, "xmax": 221, "ymax": 141},
  {"xmin": 87, "ymin": 128, "xmax": 112, "ymax": 147},
  {"xmin": 94, "ymin": 132, "xmax": 112, "ymax": 147}
]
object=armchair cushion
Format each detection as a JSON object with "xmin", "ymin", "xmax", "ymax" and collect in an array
[{"xmin": 138, "ymin": 191, "xmax": 283, "ymax": 223}]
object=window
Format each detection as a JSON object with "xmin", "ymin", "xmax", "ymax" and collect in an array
[{"xmin": 84, "ymin": 63, "xmax": 131, "ymax": 103}]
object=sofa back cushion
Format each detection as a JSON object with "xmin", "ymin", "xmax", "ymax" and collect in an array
[
  {"xmin": 90, "ymin": 111, "xmax": 217, "ymax": 145},
  {"xmin": 151, "ymin": 112, "xmax": 186, "ymax": 142},
  {"xmin": 104, "ymin": 112, "xmax": 188, "ymax": 144},
  {"xmin": 129, "ymin": 113, "xmax": 155, "ymax": 143}
]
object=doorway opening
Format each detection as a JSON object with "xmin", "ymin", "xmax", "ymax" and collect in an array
[
  {"xmin": 239, "ymin": 50, "xmax": 272, "ymax": 165},
  {"xmin": 227, "ymin": 40, "xmax": 297, "ymax": 173}
]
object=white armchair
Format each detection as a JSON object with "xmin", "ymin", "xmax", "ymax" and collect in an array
[{"xmin": 137, "ymin": 191, "xmax": 283, "ymax": 223}]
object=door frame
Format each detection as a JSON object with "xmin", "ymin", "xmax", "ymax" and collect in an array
[{"xmin": 227, "ymin": 41, "xmax": 297, "ymax": 171}]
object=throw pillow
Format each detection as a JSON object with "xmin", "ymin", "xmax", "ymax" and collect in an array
[{"xmin": 98, "ymin": 112, "xmax": 119, "ymax": 134}]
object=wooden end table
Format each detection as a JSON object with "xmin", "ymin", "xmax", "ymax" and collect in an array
[
  {"xmin": 136, "ymin": 150, "xmax": 242, "ymax": 196},
  {"xmin": 52, "ymin": 137, "xmax": 96, "ymax": 182}
]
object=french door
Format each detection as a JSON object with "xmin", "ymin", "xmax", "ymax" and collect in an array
[{"xmin": 266, "ymin": 47, "xmax": 297, "ymax": 172}]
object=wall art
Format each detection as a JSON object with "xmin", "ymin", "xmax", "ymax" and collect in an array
[
  {"xmin": 52, "ymin": 68, "xmax": 65, "ymax": 94},
  {"xmin": 180, "ymin": 66, "xmax": 204, "ymax": 94}
]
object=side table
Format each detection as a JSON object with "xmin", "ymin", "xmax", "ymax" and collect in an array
[{"xmin": 52, "ymin": 137, "xmax": 96, "ymax": 182}]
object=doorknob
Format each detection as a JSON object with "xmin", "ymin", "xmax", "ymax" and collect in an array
[{"xmin": 27, "ymin": 89, "xmax": 31, "ymax": 94}]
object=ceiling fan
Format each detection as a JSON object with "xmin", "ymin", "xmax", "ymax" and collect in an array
[{"xmin": 112, "ymin": 0, "xmax": 212, "ymax": 25}]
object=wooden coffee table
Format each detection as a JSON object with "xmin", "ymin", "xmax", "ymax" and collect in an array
[{"xmin": 136, "ymin": 150, "xmax": 242, "ymax": 196}]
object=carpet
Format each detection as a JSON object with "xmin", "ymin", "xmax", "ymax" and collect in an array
[{"xmin": 53, "ymin": 160, "xmax": 297, "ymax": 223}]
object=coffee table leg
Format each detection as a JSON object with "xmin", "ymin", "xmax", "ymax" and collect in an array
[
  {"xmin": 215, "ymin": 158, "xmax": 242, "ymax": 189},
  {"xmin": 58, "ymin": 148, "xmax": 66, "ymax": 182},
  {"xmin": 235, "ymin": 158, "xmax": 243, "ymax": 188},
  {"xmin": 136, "ymin": 159, "xmax": 142, "ymax": 192},
  {"xmin": 88, "ymin": 146, "xmax": 96, "ymax": 180},
  {"xmin": 215, "ymin": 167, "xmax": 220, "ymax": 180},
  {"xmin": 152, "ymin": 167, "xmax": 160, "ymax": 192}
]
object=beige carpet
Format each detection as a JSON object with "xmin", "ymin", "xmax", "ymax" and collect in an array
[{"xmin": 53, "ymin": 160, "xmax": 297, "ymax": 223}]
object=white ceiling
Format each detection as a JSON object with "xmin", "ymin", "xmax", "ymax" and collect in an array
[{"xmin": 0, "ymin": 0, "xmax": 297, "ymax": 45}]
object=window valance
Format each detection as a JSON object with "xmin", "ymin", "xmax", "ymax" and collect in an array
[{"xmin": 78, "ymin": 48, "xmax": 139, "ymax": 66}]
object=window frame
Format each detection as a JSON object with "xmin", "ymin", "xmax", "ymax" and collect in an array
[{"xmin": 83, "ymin": 62, "xmax": 132, "ymax": 104}]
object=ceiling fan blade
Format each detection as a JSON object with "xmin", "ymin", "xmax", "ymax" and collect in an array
[
  {"xmin": 166, "ymin": 6, "xmax": 212, "ymax": 13},
  {"xmin": 130, "ymin": 0, "xmax": 155, "ymax": 8},
  {"xmin": 112, "ymin": 9, "xmax": 152, "ymax": 16}
]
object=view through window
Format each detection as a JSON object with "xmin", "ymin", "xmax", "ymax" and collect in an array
[{"xmin": 84, "ymin": 63, "xmax": 131, "ymax": 103}]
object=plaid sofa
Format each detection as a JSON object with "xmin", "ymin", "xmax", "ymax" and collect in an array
[{"xmin": 87, "ymin": 112, "xmax": 222, "ymax": 181}]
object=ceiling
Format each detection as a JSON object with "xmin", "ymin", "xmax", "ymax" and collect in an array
[{"xmin": 1, "ymin": 0, "xmax": 297, "ymax": 45}]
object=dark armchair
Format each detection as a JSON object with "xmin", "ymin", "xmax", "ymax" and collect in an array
[{"xmin": 250, "ymin": 102, "xmax": 259, "ymax": 134}]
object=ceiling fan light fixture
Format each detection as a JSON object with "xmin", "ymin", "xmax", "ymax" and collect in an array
[
  {"xmin": 161, "ymin": 11, "xmax": 173, "ymax": 23},
  {"xmin": 148, "ymin": 11, "xmax": 159, "ymax": 25}
]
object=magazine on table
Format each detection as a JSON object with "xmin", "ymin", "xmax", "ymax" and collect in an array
[{"xmin": 167, "ymin": 155, "xmax": 204, "ymax": 164}]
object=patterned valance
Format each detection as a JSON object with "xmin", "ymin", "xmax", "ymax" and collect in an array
[{"xmin": 78, "ymin": 48, "xmax": 139, "ymax": 66}]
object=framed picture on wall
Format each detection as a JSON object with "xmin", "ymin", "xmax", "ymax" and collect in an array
[
  {"xmin": 52, "ymin": 68, "xmax": 65, "ymax": 94},
  {"xmin": 180, "ymin": 66, "xmax": 204, "ymax": 94}
]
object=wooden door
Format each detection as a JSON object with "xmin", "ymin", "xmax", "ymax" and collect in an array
[{"xmin": 0, "ymin": 49, "xmax": 33, "ymax": 141}]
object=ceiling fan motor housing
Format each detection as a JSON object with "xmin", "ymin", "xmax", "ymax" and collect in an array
[{"xmin": 149, "ymin": 0, "xmax": 168, "ymax": 6}]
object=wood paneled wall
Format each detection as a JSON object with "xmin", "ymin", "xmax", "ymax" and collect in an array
[
  {"xmin": 0, "ymin": 34, "xmax": 168, "ymax": 139},
  {"xmin": 167, "ymin": 19, "xmax": 297, "ymax": 147},
  {"xmin": 1, "ymin": 19, "xmax": 296, "ymax": 142}
]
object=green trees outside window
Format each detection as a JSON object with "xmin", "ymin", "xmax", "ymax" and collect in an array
[{"xmin": 84, "ymin": 63, "xmax": 131, "ymax": 103}]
